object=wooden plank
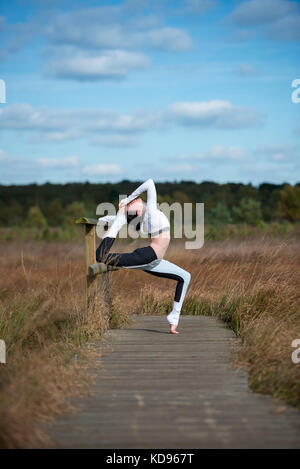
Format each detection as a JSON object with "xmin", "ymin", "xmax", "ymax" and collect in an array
[
  {"xmin": 76, "ymin": 217, "xmax": 98, "ymax": 225},
  {"xmin": 88, "ymin": 263, "xmax": 119, "ymax": 276},
  {"xmin": 50, "ymin": 315, "xmax": 300, "ymax": 449}
]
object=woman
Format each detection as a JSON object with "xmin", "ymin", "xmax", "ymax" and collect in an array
[{"xmin": 96, "ymin": 178, "xmax": 191, "ymax": 334}]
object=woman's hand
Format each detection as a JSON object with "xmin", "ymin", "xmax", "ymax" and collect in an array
[
  {"xmin": 118, "ymin": 205, "xmax": 126, "ymax": 216},
  {"xmin": 119, "ymin": 197, "xmax": 129, "ymax": 209}
]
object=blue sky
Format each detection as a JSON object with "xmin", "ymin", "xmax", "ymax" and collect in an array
[{"xmin": 0, "ymin": 0, "xmax": 299, "ymax": 185}]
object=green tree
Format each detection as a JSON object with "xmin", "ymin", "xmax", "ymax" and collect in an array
[
  {"xmin": 0, "ymin": 200, "xmax": 10, "ymax": 226},
  {"xmin": 9, "ymin": 199, "xmax": 23, "ymax": 225},
  {"xmin": 65, "ymin": 201, "xmax": 85, "ymax": 225},
  {"xmin": 232, "ymin": 198, "xmax": 263, "ymax": 226},
  {"xmin": 210, "ymin": 202, "xmax": 232, "ymax": 225},
  {"xmin": 157, "ymin": 194, "xmax": 173, "ymax": 205},
  {"xmin": 172, "ymin": 191, "xmax": 190, "ymax": 205},
  {"xmin": 277, "ymin": 184, "xmax": 300, "ymax": 221},
  {"xmin": 0, "ymin": 199, "xmax": 23, "ymax": 226},
  {"xmin": 26, "ymin": 206, "xmax": 48, "ymax": 229},
  {"xmin": 46, "ymin": 198, "xmax": 64, "ymax": 226}
]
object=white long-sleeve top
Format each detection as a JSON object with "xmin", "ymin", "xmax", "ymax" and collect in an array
[
  {"xmin": 124, "ymin": 178, "xmax": 170, "ymax": 236},
  {"xmin": 99, "ymin": 179, "xmax": 170, "ymax": 238}
]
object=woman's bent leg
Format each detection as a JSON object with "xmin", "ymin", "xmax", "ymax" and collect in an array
[
  {"xmin": 96, "ymin": 242, "xmax": 157, "ymax": 267},
  {"xmin": 96, "ymin": 237, "xmax": 115, "ymax": 262}
]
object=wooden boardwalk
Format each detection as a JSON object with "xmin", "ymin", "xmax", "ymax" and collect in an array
[{"xmin": 50, "ymin": 315, "xmax": 300, "ymax": 449}]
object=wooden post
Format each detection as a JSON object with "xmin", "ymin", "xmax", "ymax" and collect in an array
[
  {"xmin": 75, "ymin": 217, "xmax": 117, "ymax": 321},
  {"xmin": 85, "ymin": 222, "xmax": 100, "ymax": 316}
]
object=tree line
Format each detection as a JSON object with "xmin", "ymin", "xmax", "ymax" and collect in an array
[{"xmin": 0, "ymin": 180, "xmax": 299, "ymax": 228}]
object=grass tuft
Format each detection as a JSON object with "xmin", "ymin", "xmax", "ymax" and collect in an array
[{"xmin": 0, "ymin": 235, "xmax": 299, "ymax": 447}]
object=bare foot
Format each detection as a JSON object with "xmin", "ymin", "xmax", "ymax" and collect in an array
[{"xmin": 170, "ymin": 324, "xmax": 179, "ymax": 334}]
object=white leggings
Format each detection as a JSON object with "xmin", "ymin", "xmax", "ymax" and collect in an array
[
  {"xmin": 123, "ymin": 259, "xmax": 191, "ymax": 326},
  {"xmin": 96, "ymin": 236, "xmax": 191, "ymax": 326}
]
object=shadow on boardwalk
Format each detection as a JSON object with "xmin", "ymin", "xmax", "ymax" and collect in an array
[{"xmin": 50, "ymin": 315, "xmax": 300, "ymax": 449}]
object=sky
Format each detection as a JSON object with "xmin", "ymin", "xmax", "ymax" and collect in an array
[{"xmin": 0, "ymin": 0, "xmax": 299, "ymax": 186}]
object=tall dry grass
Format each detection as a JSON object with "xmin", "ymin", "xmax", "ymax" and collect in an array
[
  {"xmin": 0, "ymin": 235, "xmax": 299, "ymax": 447},
  {"xmin": 0, "ymin": 242, "xmax": 130, "ymax": 448},
  {"xmin": 114, "ymin": 237, "xmax": 300, "ymax": 408}
]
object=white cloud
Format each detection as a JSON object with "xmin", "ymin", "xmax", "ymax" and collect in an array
[
  {"xmin": 47, "ymin": 21, "xmax": 131, "ymax": 49},
  {"xmin": 0, "ymin": 104, "xmax": 73, "ymax": 133},
  {"xmin": 184, "ymin": 0, "xmax": 218, "ymax": 15},
  {"xmin": 42, "ymin": 13, "xmax": 192, "ymax": 81},
  {"xmin": 230, "ymin": 0, "xmax": 300, "ymax": 41},
  {"xmin": 255, "ymin": 143, "xmax": 298, "ymax": 161},
  {"xmin": 233, "ymin": 142, "xmax": 300, "ymax": 183},
  {"xmin": 170, "ymin": 145, "xmax": 246, "ymax": 163},
  {"xmin": 45, "ymin": 48, "xmax": 150, "ymax": 81},
  {"xmin": 164, "ymin": 142, "xmax": 299, "ymax": 184},
  {"xmin": 0, "ymin": 103, "xmax": 68, "ymax": 131},
  {"xmin": 230, "ymin": 0, "xmax": 298, "ymax": 26},
  {"xmin": 0, "ymin": 3, "xmax": 193, "ymax": 78},
  {"xmin": 238, "ymin": 160, "xmax": 299, "ymax": 184},
  {"xmin": 0, "ymin": 101, "xmax": 263, "ymax": 145},
  {"xmin": 168, "ymin": 100, "xmax": 262, "ymax": 128},
  {"xmin": 0, "ymin": 149, "xmax": 43, "ymax": 184},
  {"xmin": 32, "ymin": 129, "xmax": 85, "ymax": 143},
  {"xmin": 0, "ymin": 148, "xmax": 123, "ymax": 184},
  {"xmin": 146, "ymin": 27, "xmax": 192, "ymax": 51},
  {"xmin": 86, "ymin": 109, "xmax": 163, "ymax": 133},
  {"xmin": 0, "ymin": 103, "xmax": 161, "ymax": 138},
  {"xmin": 268, "ymin": 14, "xmax": 300, "ymax": 41},
  {"xmin": 37, "ymin": 156, "xmax": 79, "ymax": 168},
  {"xmin": 45, "ymin": 6, "xmax": 192, "ymax": 52},
  {"xmin": 45, "ymin": 5, "xmax": 135, "ymax": 49},
  {"xmin": 82, "ymin": 164, "xmax": 122, "ymax": 175},
  {"xmin": 208, "ymin": 144, "xmax": 245, "ymax": 160}
]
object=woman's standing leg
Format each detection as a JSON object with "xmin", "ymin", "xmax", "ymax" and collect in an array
[{"xmin": 140, "ymin": 259, "xmax": 191, "ymax": 330}]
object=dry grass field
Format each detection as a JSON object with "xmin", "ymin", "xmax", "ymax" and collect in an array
[{"xmin": 0, "ymin": 234, "xmax": 299, "ymax": 448}]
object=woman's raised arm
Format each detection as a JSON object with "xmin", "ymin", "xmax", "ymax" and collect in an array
[{"xmin": 119, "ymin": 178, "xmax": 157, "ymax": 207}]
